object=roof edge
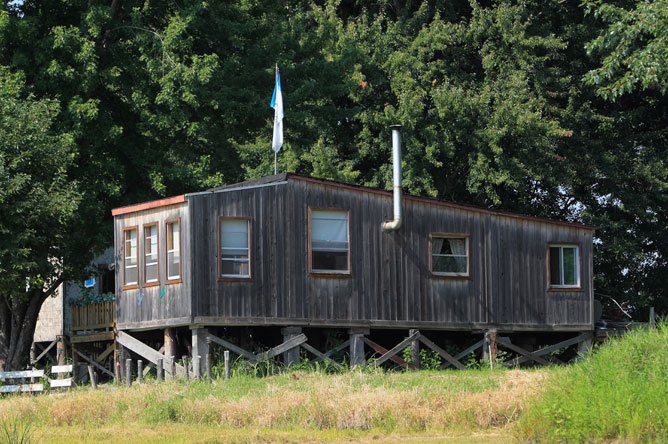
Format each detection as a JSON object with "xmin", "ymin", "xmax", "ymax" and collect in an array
[
  {"xmin": 287, "ymin": 174, "xmax": 596, "ymax": 231},
  {"xmin": 111, "ymin": 195, "xmax": 186, "ymax": 217}
]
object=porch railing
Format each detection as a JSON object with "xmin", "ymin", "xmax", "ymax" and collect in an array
[{"xmin": 71, "ymin": 300, "xmax": 115, "ymax": 331}]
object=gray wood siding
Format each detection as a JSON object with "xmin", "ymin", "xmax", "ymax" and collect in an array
[
  {"xmin": 114, "ymin": 203, "xmax": 192, "ymax": 329},
  {"xmin": 190, "ymin": 179, "xmax": 593, "ymax": 331}
]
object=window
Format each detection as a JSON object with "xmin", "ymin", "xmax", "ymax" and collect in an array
[
  {"xmin": 549, "ymin": 244, "xmax": 580, "ymax": 288},
  {"xmin": 430, "ymin": 234, "xmax": 469, "ymax": 277},
  {"xmin": 165, "ymin": 219, "xmax": 181, "ymax": 282},
  {"xmin": 143, "ymin": 223, "xmax": 159, "ymax": 285},
  {"xmin": 123, "ymin": 227, "xmax": 138, "ymax": 287},
  {"xmin": 219, "ymin": 218, "xmax": 251, "ymax": 278},
  {"xmin": 309, "ymin": 209, "xmax": 350, "ymax": 274}
]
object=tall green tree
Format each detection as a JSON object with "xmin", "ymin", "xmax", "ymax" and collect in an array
[{"xmin": 0, "ymin": 67, "xmax": 80, "ymax": 371}]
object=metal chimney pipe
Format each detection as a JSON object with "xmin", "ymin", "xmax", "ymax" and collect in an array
[{"xmin": 383, "ymin": 125, "xmax": 402, "ymax": 231}]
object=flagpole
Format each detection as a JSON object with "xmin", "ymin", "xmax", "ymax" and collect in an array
[{"xmin": 274, "ymin": 64, "xmax": 278, "ymax": 175}]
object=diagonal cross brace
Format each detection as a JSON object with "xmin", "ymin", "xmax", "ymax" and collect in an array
[
  {"xmin": 301, "ymin": 343, "xmax": 342, "ymax": 369},
  {"xmin": 308, "ymin": 339, "xmax": 350, "ymax": 366},
  {"xmin": 418, "ymin": 334, "xmax": 466, "ymax": 370},
  {"xmin": 497, "ymin": 337, "xmax": 551, "ymax": 366},
  {"xmin": 363, "ymin": 337, "xmax": 416, "ymax": 369}
]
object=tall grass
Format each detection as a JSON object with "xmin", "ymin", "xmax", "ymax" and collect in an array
[
  {"xmin": 0, "ymin": 416, "xmax": 34, "ymax": 444},
  {"xmin": 516, "ymin": 323, "xmax": 668, "ymax": 443}
]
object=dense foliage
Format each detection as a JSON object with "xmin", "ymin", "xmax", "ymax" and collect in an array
[
  {"xmin": 1, "ymin": 0, "xmax": 667, "ymax": 367},
  {"xmin": 518, "ymin": 324, "xmax": 668, "ymax": 442}
]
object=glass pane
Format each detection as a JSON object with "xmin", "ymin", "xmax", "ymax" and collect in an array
[
  {"xmin": 222, "ymin": 249, "xmax": 248, "ymax": 258},
  {"xmin": 221, "ymin": 220, "xmax": 248, "ymax": 249},
  {"xmin": 167, "ymin": 221, "xmax": 179, "ymax": 251},
  {"xmin": 312, "ymin": 239, "xmax": 348, "ymax": 251},
  {"xmin": 222, "ymin": 260, "xmax": 249, "ymax": 276},
  {"xmin": 125, "ymin": 266, "xmax": 137, "ymax": 285},
  {"xmin": 145, "ymin": 263, "xmax": 158, "ymax": 282},
  {"xmin": 563, "ymin": 247, "xmax": 577, "ymax": 285},
  {"xmin": 549, "ymin": 247, "xmax": 561, "ymax": 285},
  {"xmin": 432, "ymin": 256, "xmax": 467, "ymax": 274},
  {"xmin": 145, "ymin": 225, "xmax": 157, "ymax": 255},
  {"xmin": 167, "ymin": 251, "xmax": 180, "ymax": 279},
  {"xmin": 312, "ymin": 250, "xmax": 348, "ymax": 271},
  {"xmin": 312, "ymin": 210, "xmax": 348, "ymax": 242},
  {"xmin": 125, "ymin": 229, "xmax": 137, "ymax": 261}
]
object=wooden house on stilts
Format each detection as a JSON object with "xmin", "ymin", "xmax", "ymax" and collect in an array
[{"xmin": 110, "ymin": 127, "xmax": 595, "ymax": 376}]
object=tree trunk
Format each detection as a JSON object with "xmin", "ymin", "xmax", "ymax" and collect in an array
[{"xmin": 0, "ymin": 278, "xmax": 62, "ymax": 371}]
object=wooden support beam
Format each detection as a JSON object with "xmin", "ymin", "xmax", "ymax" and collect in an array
[
  {"xmin": 496, "ymin": 337, "xmax": 551, "ymax": 366},
  {"xmin": 116, "ymin": 331, "xmax": 185, "ymax": 376},
  {"xmin": 308, "ymin": 339, "xmax": 350, "ymax": 365},
  {"xmin": 375, "ymin": 332, "xmax": 421, "ymax": 367},
  {"xmin": 301, "ymin": 343, "xmax": 342, "ymax": 369},
  {"xmin": 256, "ymin": 333, "xmax": 307, "ymax": 362},
  {"xmin": 363, "ymin": 337, "xmax": 415, "ymax": 369},
  {"xmin": 206, "ymin": 332, "xmax": 256, "ymax": 362},
  {"xmin": 418, "ymin": 335, "xmax": 466, "ymax": 370},
  {"xmin": 454, "ymin": 339, "xmax": 484, "ymax": 362},
  {"xmin": 96, "ymin": 343, "xmax": 116, "ymax": 365},
  {"xmin": 503, "ymin": 332, "xmax": 593, "ymax": 367},
  {"xmin": 70, "ymin": 331, "xmax": 115, "ymax": 343},
  {"xmin": 32, "ymin": 339, "xmax": 57, "ymax": 365},
  {"xmin": 74, "ymin": 349, "xmax": 114, "ymax": 378},
  {"xmin": 142, "ymin": 346, "xmax": 165, "ymax": 377}
]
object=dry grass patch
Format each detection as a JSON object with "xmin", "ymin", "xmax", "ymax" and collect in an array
[{"xmin": 0, "ymin": 367, "xmax": 549, "ymax": 442}]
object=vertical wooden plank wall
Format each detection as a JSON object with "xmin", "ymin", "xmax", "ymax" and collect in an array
[
  {"xmin": 114, "ymin": 203, "xmax": 191, "ymax": 329},
  {"xmin": 187, "ymin": 178, "xmax": 593, "ymax": 332}
]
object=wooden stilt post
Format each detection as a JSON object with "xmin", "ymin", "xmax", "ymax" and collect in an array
[
  {"xmin": 192, "ymin": 356, "xmax": 200, "ymax": 381},
  {"xmin": 164, "ymin": 328, "xmax": 177, "ymax": 378},
  {"xmin": 72, "ymin": 344, "xmax": 78, "ymax": 383},
  {"xmin": 224, "ymin": 350, "xmax": 230, "ymax": 380},
  {"xmin": 137, "ymin": 360, "xmax": 143, "ymax": 384},
  {"xmin": 125, "ymin": 359, "xmax": 132, "ymax": 387},
  {"xmin": 205, "ymin": 353, "xmax": 212, "ymax": 383},
  {"xmin": 170, "ymin": 356, "xmax": 176, "ymax": 381},
  {"xmin": 191, "ymin": 327, "xmax": 209, "ymax": 377},
  {"xmin": 349, "ymin": 329, "xmax": 368, "ymax": 367},
  {"xmin": 157, "ymin": 359, "xmax": 163, "ymax": 381},
  {"xmin": 88, "ymin": 366, "xmax": 97, "ymax": 390},
  {"xmin": 409, "ymin": 329, "xmax": 420, "ymax": 370},
  {"xmin": 183, "ymin": 356, "xmax": 190, "ymax": 381},
  {"xmin": 57, "ymin": 336, "xmax": 66, "ymax": 366},
  {"xmin": 281, "ymin": 327, "xmax": 302, "ymax": 367}
]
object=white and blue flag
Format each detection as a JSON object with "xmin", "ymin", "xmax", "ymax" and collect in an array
[{"xmin": 270, "ymin": 66, "xmax": 284, "ymax": 153}]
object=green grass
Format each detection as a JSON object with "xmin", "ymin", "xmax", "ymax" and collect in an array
[{"xmin": 516, "ymin": 323, "xmax": 668, "ymax": 443}]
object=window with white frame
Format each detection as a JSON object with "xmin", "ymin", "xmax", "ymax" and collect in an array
[
  {"xmin": 310, "ymin": 209, "xmax": 349, "ymax": 273},
  {"xmin": 220, "ymin": 218, "xmax": 250, "ymax": 278},
  {"xmin": 549, "ymin": 244, "xmax": 580, "ymax": 288},
  {"xmin": 143, "ymin": 224, "xmax": 158, "ymax": 284},
  {"xmin": 431, "ymin": 235, "xmax": 469, "ymax": 276},
  {"xmin": 166, "ymin": 219, "xmax": 180, "ymax": 281},
  {"xmin": 123, "ymin": 227, "xmax": 138, "ymax": 286}
]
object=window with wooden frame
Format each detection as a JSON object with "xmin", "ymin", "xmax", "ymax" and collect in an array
[
  {"xmin": 219, "ymin": 217, "xmax": 251, "ymax": 279},
  {"xmin": 165, "ymin": 218, "xmax": 181, "ymax": 283},
  {"xmin": 430, "ymin": 234, "xmax": 469, "ymax": 277},
  {"xmin": 143, "ymin": 223, "xmax": 159, "ymax": 286},
  {"xmin": 548, "ymin": 244, "xmax": 580, "ymax": 289},
  {"xmin": 308, "ymin": 208, "xmax": 350, "ymax": 275},
  {"xmin": 123, "ymin": 227, "xmax": 139, "ymax": 288}
]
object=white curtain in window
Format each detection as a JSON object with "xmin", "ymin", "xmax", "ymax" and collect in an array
[
  {"xmin": 449, "ymin": 238, "xmax": 466, "ymax": 256},
  {"xmin": 312, "ymin": 210, "xmax": 348, "ymax": 251},
  {"xmin": 221, "ymin": 220, "xmax": 249, "ymax": 252}
]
